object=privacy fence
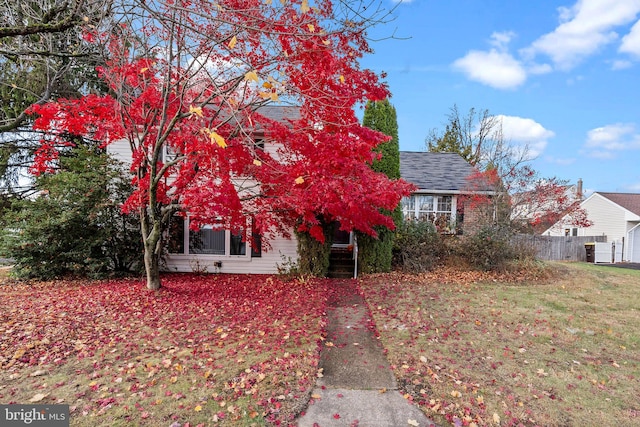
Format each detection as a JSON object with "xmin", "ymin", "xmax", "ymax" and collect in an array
[{"xmin": 512, "ymin": 235, "xmax": 607, "ymax": 262}]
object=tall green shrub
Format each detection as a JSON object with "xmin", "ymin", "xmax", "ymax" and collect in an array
[
  {"xmin": 358, "ymin": 99, "xmax": 401, "ymax": 273},
  {"xmin": 1, "ymin": 147, "xmax": 142, "ymax": 279},
  {"xmin": 294, "ymin": 221, "xmax": 334, "ymax": 277}
]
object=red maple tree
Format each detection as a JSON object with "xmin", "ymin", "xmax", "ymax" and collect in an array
[{"xmin": 27, "ymin": 0, "xmax": 413, "ymax": 289}]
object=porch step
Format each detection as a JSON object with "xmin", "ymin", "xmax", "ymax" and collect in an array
[{"xmin": 328, "ymin": 248, "xmax": 355, "ymax": 279}]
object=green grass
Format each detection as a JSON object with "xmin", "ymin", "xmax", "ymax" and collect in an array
[{"xmin": 359, "ymin": 263, "xmax": 640, "ymax": 427}]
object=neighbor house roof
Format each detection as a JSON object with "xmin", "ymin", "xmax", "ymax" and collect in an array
[
  {"xmin": 598, "ymin": 192, "xmax": 640, "ymax": 216},
  {"xmin": 399, "ymin": 151, "xmax": 492, "ymax": 193}
]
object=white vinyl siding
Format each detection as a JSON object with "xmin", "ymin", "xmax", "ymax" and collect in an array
[
  {"xmin": 545, "ymin": 193, "xmax": 640, "ymax": 262},
  {"xmin": 575, "ymin": 194, "xmax": 628, "ymax": 240},
  {"xmin": 108, "ymin": 138, "xmax": 133, "ymax": 165},
  {"xmin": 164, "ymin": 232, "xmax": 298, "ymax": 274},
  {"xmin": 107, "ymin": 138, "xmax": 300, "ymax": 274}
]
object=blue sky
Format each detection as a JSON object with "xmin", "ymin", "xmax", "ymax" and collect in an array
[{"xmin": 360, "ymin": 0, "xmax": 640, "ymax": 194}]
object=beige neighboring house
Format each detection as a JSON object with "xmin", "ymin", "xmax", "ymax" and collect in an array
[{"xmin": 544, "ymin": 192, "xmax": 640, "ymax": 263}]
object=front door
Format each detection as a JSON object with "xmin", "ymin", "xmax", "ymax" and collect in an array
[{"xmin": 332, "ymin": 222, "xmax": 351, "ymax": 246}]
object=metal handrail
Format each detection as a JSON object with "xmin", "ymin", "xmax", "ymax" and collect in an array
[{"xmin": 352, "ymin": 234, "xmax": 358, "ymax": 279}]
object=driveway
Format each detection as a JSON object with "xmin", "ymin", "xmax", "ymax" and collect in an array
[{"xmin": 596, "ymin": 263, "xmax": 640, "ymax": 271}]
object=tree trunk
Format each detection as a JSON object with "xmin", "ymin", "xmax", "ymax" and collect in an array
[
  {"xmin": 142, "ymin": 219, "xmax": 163, "ymax": 290},
  {"xmin": 144, "ymin": 245, "xmax": 161, "ymax": 290}
]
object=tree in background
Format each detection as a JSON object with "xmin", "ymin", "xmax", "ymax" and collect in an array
[
  {"xmin": 427, "ymin": 105, "xmax": 590, "ymax": 234},
  {"xmin": 426, "ymin": 105, "xmax": 497, "ymax": 167},
  {"xmin": 357, "ymin": 98, "xmax": 403, "ymax": 273},
  {"xmin": 1, "ymin": 146, "xmax": 142, "ymax": 279},
  {"xmin": 0, "ymin": 0, "xmax": 112, "ymax": 197},
  {"xmin": 28, "ymin": 0, "xmax": 413, "ymax": 289}
]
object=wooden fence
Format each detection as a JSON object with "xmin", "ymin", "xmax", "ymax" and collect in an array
[{"xmin": 512, "ymin": 235, "xmax": 607, "ymax": 262}]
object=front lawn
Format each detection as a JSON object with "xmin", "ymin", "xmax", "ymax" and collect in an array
[
  {"xmin": 3, "ymin": 264, "xmax": 639, "ymax": 427},
  {"xmin": 0, "ymin": 274, "xmax": 329, "ymax": 426},
  {"xmin": 359, "ymin": 263, "xmax": 640, "ymax": 427}
]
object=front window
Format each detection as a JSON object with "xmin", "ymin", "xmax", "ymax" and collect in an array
[
  {"xmin": 189, "ymin": 225, "xmax": 225, "ymax": 255},
  {"xmin": 401, "ymin": 194, "xmax": 456, "ymax": 232},
  {"xmin": 230, "ymin": 230, "xmax": 246, "ymax": 255},
  {"xmin": 167, "ymin": 217, "xmax": 261, "ymax": 257}
]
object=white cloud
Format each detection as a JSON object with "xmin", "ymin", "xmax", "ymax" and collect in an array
[
  {"xmin": 544, "ymin": 155, "xmax": 577, "ymax": 166},
  {"xmin": 496, "ymin": 115, "xmax": 555, "ymax": 158},
  {"xmin": 524, "ymin": 0, "xmax": 640, "ymax": 70},
  {"xmin": 528, "ymin": 63, "xmax": 553, "ymax": 75},
  {"xmin": 611, "ymin": 59, "xmax": 633, "ymax": 69},
  {"xmin": 452, "ymin": 50, "xmax": 526, "ymax": 89},
  {"xmin": 583, "ymin": 122, "xmax": 640, "ymax": 157},
  {"xmin": 489, "ymin": 31, "xmax": 516, "ymax": 51},
  {"xmin": 453, "ymin": 33, "xmax": 527, "ymax": 90},
  {"xmin": 620, "ymin": 19, "xmax": 640, "ymax": 56}
]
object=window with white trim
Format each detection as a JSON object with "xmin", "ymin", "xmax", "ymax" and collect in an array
[
  {"xmin": 167, "ymin": 217, "xmax": 261, "ymax": 257},
  {"xmin": 401, "ymin": 194, "xmax": 456, "ymax": 232}
]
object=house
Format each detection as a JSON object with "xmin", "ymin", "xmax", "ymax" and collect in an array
[
  {"xmin": 108, "ymin": 106, "xmax": 302, "ymax": 275},
  {"xmin": 109, "ymin": 114, "xmax": 490, "ymax": 274},
  {"xmin": 398, "ymin": 151, "xmax": 494, "ymax": 234},
  {"xmin": 544, "ymin": 192, "xmax": 640, "ymax": 263}
]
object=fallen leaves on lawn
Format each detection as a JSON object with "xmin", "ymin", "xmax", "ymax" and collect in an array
[
  {"xmin": 359, "ymin": 267, "xmax": 640, "ymax": 427},
  {"xmin": 0, "ymin": 273, "xmax": 335, "ymax": 425}
]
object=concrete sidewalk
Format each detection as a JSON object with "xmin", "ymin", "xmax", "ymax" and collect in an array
[{"xmin": 296, "ymin": 280, "xmax": 436, "ymax": 427}]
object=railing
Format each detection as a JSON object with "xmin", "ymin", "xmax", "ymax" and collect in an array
[{"xmin": 352, "ymin": 234, "xmax": 358, "ymax": 279}]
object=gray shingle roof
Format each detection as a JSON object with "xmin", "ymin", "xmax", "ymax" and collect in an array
[
  {"xmin": 255, "ymin": 105, "xmax": 301, "ymax": 122},
  {"xmin": 399, "ymin": 151, "xmax": 488, "ymax": 192},
  {"xmin": 598, "ymin": 192, "xmax": 640, "ymax": 216}
]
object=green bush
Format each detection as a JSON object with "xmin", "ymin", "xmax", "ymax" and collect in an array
[
  {"xmin": 393, "ymin": 219, "xmax": 445, "ymax": 273},
  {"xmin": 1, "ymin": 147, "xmax": 142, "ymax": 280},
  {"xmin": 357, "ymin": 224, "xmax": 395, "ymax": 274},
  {"xmin": 294, "ymin": 221, "xmax": 334, "ymax": 277},
  {"xmin": 460, "ymin": 225, "xmax": 514, "ymax": 271}
]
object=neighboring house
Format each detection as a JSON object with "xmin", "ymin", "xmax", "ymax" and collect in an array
[
  {"xmin": 399, "ymin": 152, "xmax": 494, "ymax": 234},
  {"xmin": 544, "ymin": 192, "xmax": 640, "ymax": 263},
  {"xmin": 511, "ymin": 179, "xmax": 584, "ymax": 233}
]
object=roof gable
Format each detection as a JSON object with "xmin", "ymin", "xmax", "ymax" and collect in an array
[
  {"xmin": 597, "ymin": 192, "xmax": 640, "ymax": 216},
  {"xmin": 399, "ymin": 151, "xmax": 488, "ymax": 192}
]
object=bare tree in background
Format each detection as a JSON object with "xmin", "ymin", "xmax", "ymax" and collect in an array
[
  {"xmin": 0, "ymin": 0, "xmax": 113, "ymax": 195},
  {"xmin": 427, "ymin": 105, "xmax": 589, "ymax": 233}
]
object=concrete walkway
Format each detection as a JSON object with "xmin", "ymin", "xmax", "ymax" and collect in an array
[{"xmin": 297, "ymin": 280, "xmax": 436, "ymax": 427}]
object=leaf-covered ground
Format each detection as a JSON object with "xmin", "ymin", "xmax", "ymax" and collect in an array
[
  {"xmin": 0, "ymin": 274, "xmax": 332, "ymax": 426},
  {"xmin": 3, "ymin": 264, "xmax": 640, "ymax": 427},
  {"xmin": 359, "ymin": 264, "xmax": 640, "ymax": 427}
]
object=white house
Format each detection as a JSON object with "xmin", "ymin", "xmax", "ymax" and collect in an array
[
  {"xmin": 109, "ymin": 112, "xmax": 494, "ymax": 274},
  {"xmin": 108, "ymin": 106, "xmax": 301, "ymax": 275},
  {"xmin": 544, "ymin": 192, "xmax": 640, "ymax": 263}
]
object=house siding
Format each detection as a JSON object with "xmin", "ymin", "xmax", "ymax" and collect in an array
[
  {"xmin": 163, "ymin": 233, "xmax": 298, "ymax": 274},
  {"xmin": 106, "ymin": 139, "xmax": 300, "ymax": 274},
  {"xmin": 629, "ymin": 224, "xmax": 640, "ymax": 262},
  {"xmin": 109, "ymin": 139, "xmax": 133, "ymax": 165},
  {"xmin": 548, "ymin": 194, "xmax": 627, "ymax": 240}
]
